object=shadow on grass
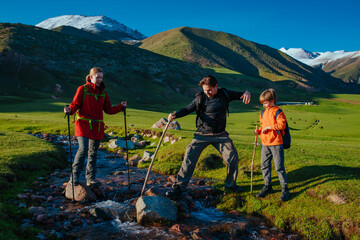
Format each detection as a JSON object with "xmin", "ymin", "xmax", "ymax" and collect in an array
[{"xmin": 277, "ymin": 165, "xmax": 360, "ymax": 198}]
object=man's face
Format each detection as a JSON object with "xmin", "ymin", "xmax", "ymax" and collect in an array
[
  {"xmin": 90, "ymin": 72, "xmax": 103, "ymax": 86},
  {"xmin": 202, "ymin": 84, "xmax": 218, "ymax": 98},
  {"xmin": 262, "ymin": 99, "xmax": 275, "ymax": 109}
]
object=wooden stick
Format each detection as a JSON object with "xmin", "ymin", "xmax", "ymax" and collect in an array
[{"xmin": 250, "ymin": 125, "xmax": 259, "ymax": 196}]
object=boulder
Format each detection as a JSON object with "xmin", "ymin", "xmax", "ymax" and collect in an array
[
  {"xmin": 136, "ymin": 196, "xmax": 178, "ymax": 224},
  {"xmin": 65, "ymin": 183, "xmax": 97, "ymax": 202},
  {"xmin": 151, "ymin": 118, "xmax": 181, "ymax": 130},
  {"xmin": 142, "ymin": 151, "xmax": 152, "ymax": 160},
  {"xmin": 108, "ymin": 139, "xmax": 135, "ymax": 150},
  {"xmin": 128, "ymin": 155, "xmax": 140, "ymax": 167}
]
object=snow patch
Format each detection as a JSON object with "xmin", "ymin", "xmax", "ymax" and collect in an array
[{"xmin": 36, "ymin": 15, "xmax": 146, "ymax": 40}]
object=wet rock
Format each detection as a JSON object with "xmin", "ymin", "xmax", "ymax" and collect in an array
[
  {"xmin": 18, "ymin": 193, "xmax": 29, "ymax": 199},
  {"xmin": 167, "ymin": 175, "xmax": 176, "ymax": 183},
  {"xmin": 145, "ymin": 187, "xmax": 165, "ymax": 197},
  {"xmin": 170, "ymin": 224, "xmax": 186, "ymax": 233},
  {"xmin": 29, "ymin": 206, "xmax": 46, "ymax": 216},
  {"xmin": 72, "ymin": 219, "xmax": 82, "ymax": 226},
  {"xmin": 108, "ymin": 139, "xmax": 135, "ymax": 150},
  {"xmin": 36, "ymin": 214, "xmax": 48, "ymax": 223},
  {"xmin": 190, "ymin": 228, "xmax": 211, "ymax": 240},
  {"xmin": 90, "ymin": 186, "xmax": 104, "ymax": 199},
  {"xmin": 128, "ymin": 155, "xmax": 140, "ymax": 167},
  {"xmin": 64, "ymin": 183, "xmax": 97, "ymax": 202},
  {"xmin": 89, "ymin": 200, "xmax": 136, "ymax": 222},
  {"xmin": 136, "ymin": 196, "xmax": 178, "ymax": 224}
]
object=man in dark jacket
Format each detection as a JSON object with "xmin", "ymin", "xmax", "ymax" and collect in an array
[{"xmin": 166, "ymin": 75, "xmax": 251, "ymax": 199}]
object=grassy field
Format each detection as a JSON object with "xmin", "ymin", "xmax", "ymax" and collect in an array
[{"xmin": 0, "ymin": 93, "xmax": 359, "ymax": 239}]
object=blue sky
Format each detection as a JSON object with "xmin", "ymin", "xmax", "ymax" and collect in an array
[{"xmin": 1, "ymin": 0, "xmax": 359, "ymax": 52}]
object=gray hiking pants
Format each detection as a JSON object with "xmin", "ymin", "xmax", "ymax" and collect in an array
[
  {"xmin": 174, "ymin": 132, "xmax": 239, "ymax": 190},
  {"xmin": 261, "ymin": 145, "xmax": 288, "ymax": 188},
  {"xmin": 71, "ymin": 137, "xmax": 100, "ymax": 182}
]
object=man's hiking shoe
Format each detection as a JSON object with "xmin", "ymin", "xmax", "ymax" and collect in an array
[
  {"xmin": 225, "ymin": 185, "xmax": 244, "ymax": 193},
  {"xmin": 256, "ymin": 185, "xmax": 274, "ymax": 198},
  {"xmin": 279, "ymin": 187, "xmax": 290, "ymax": 202},
  {"xmin": 165, "ymin": 186, "xmax": 183, "ymax": 200},
  {"xmin": 86, "ymin": 180, "xmax": 100, "ymax": 187}
]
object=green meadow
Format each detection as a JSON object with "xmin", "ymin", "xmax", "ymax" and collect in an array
[{"xmin": 0, "ymin": 92, "xmax": 359, "ymax": 239}]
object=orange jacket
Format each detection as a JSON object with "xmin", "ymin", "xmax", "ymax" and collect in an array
[{"xmin": 258, "ymin": 106, "xmax": 287, "ymax": 146}]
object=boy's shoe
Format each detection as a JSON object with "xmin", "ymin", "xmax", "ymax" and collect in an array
[
  {"xmin": 279, "ymin": 187, "xmax": 290, "ymax": 202},
  {"xmin": 256, "ymin": 185, "xmax": 274, "ymax": 198},
  {"xmin": 225, "ymin": 185, "xmax": 244, "ymax": 193},
  {"xmin": 165, "ymin": 186, "xmax": 183, "ymax": 200},
  {"xmin": 86, "ymin": 180, "xmax": 100, "ymax": 187}
]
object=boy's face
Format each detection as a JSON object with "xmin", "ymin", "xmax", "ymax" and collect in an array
[
  {"xmin": 263, "ymin": 99, "xmax": 275, "ymax": 109},
  {"xmin": 202, "ymin": 84, "xmax": 218, "ymax": 98}
]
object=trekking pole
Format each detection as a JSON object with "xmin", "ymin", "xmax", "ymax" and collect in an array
[
  {"xmin": 250, "ymin": 125, "xmax": 259, "ymax": 196},
  {"xmin": 140, "ymin": 119, "xmax": 172, "ymax": 196},
  {"xmin": 65, "ymin": 105, "xmax": 75, "ymax": 202},
  {"xmin": 123, "ymin": 107, "xmax": 131, "ymax": 190}
]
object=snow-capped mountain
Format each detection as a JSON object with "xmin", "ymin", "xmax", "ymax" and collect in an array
[
  {"xmin": 281, "ymin": 47, "xmax": 360, "ymax": 84},
  {"xmin": 280, "ymin": 47, "xmax": 360, "ymax": 67},
  {"xmin": 279, "ymin": 47, "xmax": 320, "ymax": 65},
  {"xmin": 36, "ymin": 15, "xmax": 146, "ymax": 40}
]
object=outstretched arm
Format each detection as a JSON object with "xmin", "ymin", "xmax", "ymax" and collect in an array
[{"xmin": 240, "ymin": 90, "xmax": 251, "ymax": 104}]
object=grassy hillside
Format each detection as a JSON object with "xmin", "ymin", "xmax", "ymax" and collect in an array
[
  {"xmin": 0, "ymin": 23, "xmax": 213, "ymax": 109},
  {"xmin": 140, "ymin": 27, "xmax": 358, "ymax": 93},
  {"xmin": 323, "ymin": 56, "xmax": 360, "ymax": 84},
  {"xmin": 0, "ymin": 93, "xmax": 359, "ymax": 239}
]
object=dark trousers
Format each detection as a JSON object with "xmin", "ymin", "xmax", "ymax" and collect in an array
[
  {"xmin": 174, "ymin": 132, "xmax": 239, "ymax": 190},
  {"xmin": 71, "ymin": 136, "xmax": 100, "ymax": 182}
]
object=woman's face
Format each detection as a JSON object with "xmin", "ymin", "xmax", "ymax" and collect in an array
[{"xmin": 90, "ymin": 72, "xmax": 103, "ymax": 86}]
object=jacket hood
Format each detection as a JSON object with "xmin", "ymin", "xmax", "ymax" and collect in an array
[{"xmin": 86, "ymin": 79, "xmax": 106, "ymax": 90}]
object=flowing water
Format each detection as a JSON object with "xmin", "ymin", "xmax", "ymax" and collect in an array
[{"xmin": 26, "ymin": 134, "xmax": 299, "ymax": 239}]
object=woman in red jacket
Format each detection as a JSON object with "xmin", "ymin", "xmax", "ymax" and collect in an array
[{"xmin": 64, "ymin": 67, "xmax": 126, "ymax": 187}]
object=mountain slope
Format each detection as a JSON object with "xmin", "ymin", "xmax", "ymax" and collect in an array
[
  {"xmin": 0, "ymin": 23, "xmax": 213, "ymax": 110},
  {"xmin": 36, "ymin": 15, "xmax": 146, "ymax": 41},
  {"xmin": 280, "ymin": 48, "xmax": 360, "ymax": 84},
  {"xmin": 139, "ymin": 27, "xmax": 354, "ymax": 92}
]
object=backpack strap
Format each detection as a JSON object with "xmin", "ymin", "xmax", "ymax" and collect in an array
[
  {"xmin": 195, "ymin": 91, "xmax": 205, "ymax": 115},
  {"xmin": 275, "ymin": 109, "xmax": 284, "ymax": 136},
  {"xmin": 220, "ymin": 88, "xmax": 230, "ymax": 116}
]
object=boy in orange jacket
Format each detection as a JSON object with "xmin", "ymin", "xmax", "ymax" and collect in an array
[{"xmin": 255, "ymin": 89, "xmax": 290, "ymax": 201}]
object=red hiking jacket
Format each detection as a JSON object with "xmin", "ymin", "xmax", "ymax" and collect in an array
[{"xmin": 69, "ymin": 79, "xmax": 124, "ymax": 140}]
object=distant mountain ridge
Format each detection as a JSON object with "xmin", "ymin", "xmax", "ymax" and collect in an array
[
  {"xmin": 140, "ymin": 27, "xmax": 355, "ymax": 92},
  {"xmin": 281, "ymin": 48, "xmax": 360, "ymax": 83},
  {"xmin": 0, "ymin": 23, "xmax": 213, "ymax": 109},
  {"xmin": 36, "ymin": 15, "xmax": 146, "ymax": 41}
]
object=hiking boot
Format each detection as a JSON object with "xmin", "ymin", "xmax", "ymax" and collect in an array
[
  {"xmin": 225, "ymin": 185, "xmax": 244, "ymax": 193},
  {"xmin": 256, "ymin": 185, "xmax": 274, "ymax": 198},
  {"xmin": 279, "ymin": 187, "xmax": 290, "ymax": 202},
  {"xmin": 86, "ymin": 179, "xmax": 100, "ymax": 187},
  {"xmin": 165, "ymin": 186, "xmax": 183, "ymax": 200}
]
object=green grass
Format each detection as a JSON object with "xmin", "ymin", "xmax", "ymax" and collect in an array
[
  {"xmin": 0, "ymin": 93, "xmax": 360, "ymax": 239},
  {"xmin": 0, "ymin": 130, "xmax": 67, "ymax": 239}
]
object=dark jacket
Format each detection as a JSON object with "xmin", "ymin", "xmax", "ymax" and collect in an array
[{"xmin": 175, "ymin": 88, "xmax": 244, "ymax": 133}]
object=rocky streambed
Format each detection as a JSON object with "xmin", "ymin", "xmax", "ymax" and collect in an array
[{"xmin": 14, "ymin": 133, "xmax": 299, "ymax": 239}]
